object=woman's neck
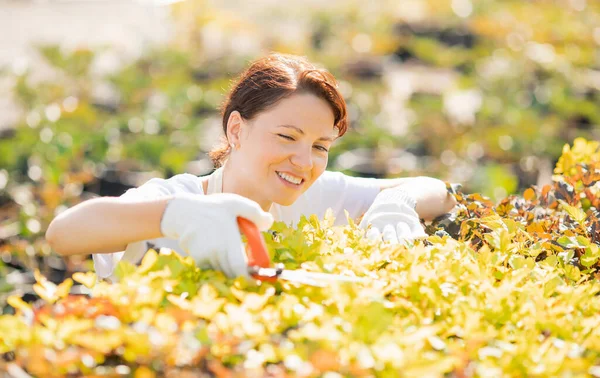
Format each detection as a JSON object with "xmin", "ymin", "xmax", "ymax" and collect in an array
[{"xmin": 221, "ymin": 160, "xmax": 273, "ymax": 212}]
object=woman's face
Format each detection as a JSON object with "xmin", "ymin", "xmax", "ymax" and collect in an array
[{"xmin": 231, "ymin": 93, "xmax": 337, "ymax": 208}]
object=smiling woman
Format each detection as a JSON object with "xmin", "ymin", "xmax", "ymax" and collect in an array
[
  {"xmin": 45, "ymin": 53, "xmax": 456, "ymax": 282},
  {"xmin": 220, "ymin": 93, "xmax": 337, "ymax": 209}
]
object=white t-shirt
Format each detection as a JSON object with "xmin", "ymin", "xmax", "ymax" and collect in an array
[{"xmin": 92, "ymin": 169, "xmax": 381, "ymax": 280}]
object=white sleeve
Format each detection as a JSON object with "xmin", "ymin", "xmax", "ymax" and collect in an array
[
  {"xmin": 311, "ymin": 171, "xmax": 381, "ymax": 225},
  {"xmin": 92, "ymin": 186, "xmax": 149, "ymax": 279},
  {"xmin": 92, "ymin": 173, "xmax": 204, "ymax": 279}
]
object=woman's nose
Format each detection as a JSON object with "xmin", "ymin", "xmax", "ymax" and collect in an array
[{"xmin": 290, "ymin": 145, "xmax": 313, "ymax": 170}]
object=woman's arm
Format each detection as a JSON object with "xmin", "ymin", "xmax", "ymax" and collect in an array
[
  {"xmin": 317, "ymin": 171, "xmax": 456, "ymax": 224},
  {"xmin": 376, "ymin": 176, "xmax": 457, "ymax": 221},
  {"xmin": 45, "ymin": 196, "xmax": 172, "ymax": 256}
]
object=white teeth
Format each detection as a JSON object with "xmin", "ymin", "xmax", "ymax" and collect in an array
[{"xmin": 277, "ymin": 171, "xmax": 302, "ymax": 185}]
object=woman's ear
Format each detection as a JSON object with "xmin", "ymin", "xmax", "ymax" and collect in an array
[{"xmin": 226, "ymin": 111, "xmax": 244, "ymax": 148}]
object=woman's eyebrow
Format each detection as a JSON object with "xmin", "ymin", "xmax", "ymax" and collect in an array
[{"xmin": 277, "ymin": 124, "xmax": 336, "ymax": 142}]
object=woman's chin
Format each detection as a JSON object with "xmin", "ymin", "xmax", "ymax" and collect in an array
[{"xmin": 269, "ymin": 172, "xmax": 305, "ymax": 206}]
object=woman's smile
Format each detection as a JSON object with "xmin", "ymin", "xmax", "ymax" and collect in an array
[{"xmin": 275, "ymin": 170, "xmax": 305, "ymax": 189}]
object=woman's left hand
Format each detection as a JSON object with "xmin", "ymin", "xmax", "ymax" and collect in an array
[{"xmin": 358, "ymin": 186, "xmax": 427, "ymax": 244}]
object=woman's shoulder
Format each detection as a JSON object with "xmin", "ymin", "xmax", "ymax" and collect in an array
[
  {"xmin": 128, "ymin": 172, "xmax": 209, "ymax": 197},
  {"xmin": 291, "ymin": 170, "xmax": 380, "ymax": 210},
  {"xmin": 308, "ymin": 170, "xmax": 370, "ymax": 191}
]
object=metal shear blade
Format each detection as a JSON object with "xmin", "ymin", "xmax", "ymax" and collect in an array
[{"xmin": 249, "ymin": 266, "xmax": 365, "ymax": 287}]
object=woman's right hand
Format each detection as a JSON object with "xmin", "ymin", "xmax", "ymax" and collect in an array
[{"xmin": 160, "ymin": 193, "xmax": 274, "ymax": 278}]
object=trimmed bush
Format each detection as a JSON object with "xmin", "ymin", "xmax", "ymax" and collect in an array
[{"xmin": 1, "ymin": 138, "xmax": 599, "ymax": 377}]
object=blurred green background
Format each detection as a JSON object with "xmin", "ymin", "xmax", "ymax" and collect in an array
[{"xmin": 0, "ymin": 0, "xmax": 598, "ymax": 303}]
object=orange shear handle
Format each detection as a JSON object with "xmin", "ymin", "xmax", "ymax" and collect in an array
[{"xmin": 236, "ymin": 217, "xmax": 277, "ymax": 282}]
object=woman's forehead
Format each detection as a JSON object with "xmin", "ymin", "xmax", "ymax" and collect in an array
[{"xmin": 257, "ymin": 93, "xmax": 336, "ymax": 136}]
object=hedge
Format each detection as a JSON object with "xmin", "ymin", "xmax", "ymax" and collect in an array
[{"xmin": 1, "ymin": 137, "xmax": 599, "ymax": 377}]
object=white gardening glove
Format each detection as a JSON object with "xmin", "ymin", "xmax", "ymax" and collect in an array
[
  {"xmin": 359, "ymin": 186, "xmax": 427, "ymax": 244},
  {"xmin": 160, "ymin": 193, "xmax": 274, "ymax": 278}
]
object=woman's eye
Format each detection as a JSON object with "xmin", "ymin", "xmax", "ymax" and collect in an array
[{"xmin": 278, "ymin": 134, "xmax": 328, "ymax": 152}]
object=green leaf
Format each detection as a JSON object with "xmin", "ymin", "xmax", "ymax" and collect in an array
[
  {"xmin": 114, "ymin": 260, "xmax": 137, "ymax": 280},
  {"xmin": 558, "ymin": 200, "xmax": 587, "ymax": 225},
  {"xmin": 352, "ymin": 301, "xmax": 393, "ymax": 343},
  {"xmin": 581, "ymin": 244, "xmax": 600, "ymax": 267},
  {"xmin": 557, "ymin": 236, "xmax": 587, "ymax": 249}
]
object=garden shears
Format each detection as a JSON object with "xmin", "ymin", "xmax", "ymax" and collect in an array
[{"xmin": 237, "ymin": 217, "xmax": 365, "ymax": 287}]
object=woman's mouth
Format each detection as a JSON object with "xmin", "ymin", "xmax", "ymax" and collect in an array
[{"xmin": 276, "ymin": 171, "xmax": 304, "ymax": 188}]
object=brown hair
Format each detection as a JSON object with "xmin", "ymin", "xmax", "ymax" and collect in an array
[{"xmin": 208, "ymin": 53, "xmax": 348, "ymax": 168}]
